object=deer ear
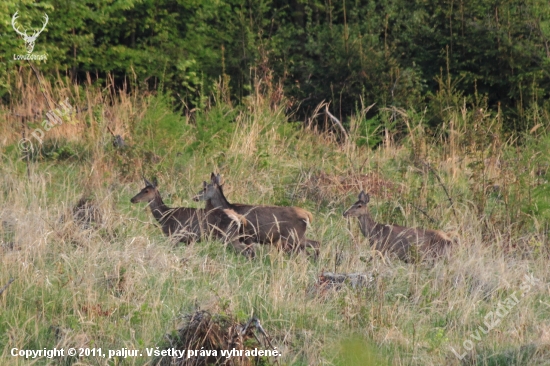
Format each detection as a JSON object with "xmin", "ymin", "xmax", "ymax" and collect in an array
[
  {"xmin": 152, "ymin": 177, "xmax": 158, "ymax": 188},
  {"xmin": 143, "ymin": 175, "xmax": 153, "ymax": 187},
  {"xmin": 216, "ymin": 174, "xmax": 222, "ymax": 186},
  {"xmin": 359, "ymin": 190, "xmax": 369, "ymax": 203},
  {"xmin": 203, "ymin": 181, "xmax": 207, "ymax": 188},
  {"xmin": 210, "ymin": 172, "xmax": 217, "ymax": 183}
]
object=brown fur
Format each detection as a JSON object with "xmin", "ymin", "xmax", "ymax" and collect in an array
[
  {"xmin": 193, "ymin": 173, "xmax": 319, "ymax": 258},
  {"xmin": 131, "ymin": 178, "xmax": 253, "ymax": 257},
  {"xmin": 343, "ymin": 191, "xmax": 452, "ymax": 262}
]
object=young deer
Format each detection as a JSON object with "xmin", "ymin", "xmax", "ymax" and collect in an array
[
  {"xmin": 343, "ymin": 191, "xmax": 452, "ymax": 262},
  {"xmin": 193, "ymin": 173, "xmax": 320, "ymax": 257},
  {"xmin": 130, "ymin": 177, "xmax": 253, "ymax": 257}
]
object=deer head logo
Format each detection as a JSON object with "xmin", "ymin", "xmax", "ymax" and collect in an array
[{"xmin": 11, "ymin": 11, "xmax": 48, "ymax": 54}]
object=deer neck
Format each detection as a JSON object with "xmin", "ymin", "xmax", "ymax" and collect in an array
[
  {"xmin": 205, "ymin": 199, "xmax": 216, "ymax": 212},
  {"xmin": 358, "ymin": 213, "xmax": 378, "ymax": 238},
  {"xmin": 148, "ymin": 193, "xmax": 170, "ymax": 223},
  {"xmin": 208, "ymin": 187, "xmax": 232, "ymax": 209}
]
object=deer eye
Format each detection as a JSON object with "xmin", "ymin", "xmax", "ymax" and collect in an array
[{"xmin": 356, "ymin": 204, "xmax": 362, "ymax": 208}]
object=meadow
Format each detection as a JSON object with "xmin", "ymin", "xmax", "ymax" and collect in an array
[{"xmin": 1, "ymin": 72, "xmax": 550, "ymax": 366}]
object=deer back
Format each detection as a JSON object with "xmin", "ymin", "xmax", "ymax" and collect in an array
[
  {"xmin": 229, "ymin": 204, "xmax": 310, "ymax": 245},
  {"xmin": 364, "ymin": 222, "xmax": 413, "ymax": 261},
  {"xmin": 415, "ymin": 228, "xmax": 453, "ymax": 259},
  {"xmin": 375, "ymin": 224, "xmax": 452, "ymax": 261}
]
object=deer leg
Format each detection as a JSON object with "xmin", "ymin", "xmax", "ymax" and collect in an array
[
  {"xmin": 292, "ymin": 239, "xmax": 319, "ymax": 259},
  {"xmin": 278, "ymin": 239, "xmax": 294, "ymax": 254},
  {"xmin": 304, "ymin": 239, "xmax": 320, "ymax": 260},
  {"xmin": 228, "ymin": 239, "xmax": 255, "ymax": 259},
  {"xmin": 174, "ymin": 233, "xmax": 194, "ymax": 245},
  {"xmin": 206, "ymin": 219, "xmax": 254, "ymax": 258},
  {"xmin": 282, "ymin": 231, "xmax": 304, "ymax": 255},
  {"xmin": 280, "ymin": 237, "xmax": 318, "ymax": 259}
]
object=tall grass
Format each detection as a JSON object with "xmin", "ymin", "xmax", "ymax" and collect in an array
[{"xmin": 0, "ymin": 69, "xmax": 549, "ymax": 365}]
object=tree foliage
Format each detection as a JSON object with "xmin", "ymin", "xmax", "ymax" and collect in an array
[{"xmin": 1, "ymin": 0, "xmax": 549, "ymax": 131}]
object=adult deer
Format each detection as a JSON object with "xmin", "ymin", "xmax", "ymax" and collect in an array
[
  {"xmin": 193, "ymin": 173, "xmax": 320, "ymax": 258},
  {"xmin": 343, "ymin": 191, "xmax": 452, "ymax": 262},
  {"xmin": 131, "ymin": 177, "xmax": 253, "ymax": 257}
]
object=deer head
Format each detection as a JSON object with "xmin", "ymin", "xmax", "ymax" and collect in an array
[
  {"xmin": 12, "ymin": 11, "xmax": 48, "ymax": 54},
  {"xmin": 130, "ymin": 177, "xmax": 159, "ymax": 203},
  {"xmin": 343, "ymin": 190, "xmax": 371, "ymax": 218},
  {"xmin": 193, "ymin": 173, "xmax": 222, "ymax": 202}
]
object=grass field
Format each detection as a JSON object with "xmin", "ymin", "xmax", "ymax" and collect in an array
[{"xmin": 1, "ymin": 74, "xmax": 550, "ymax": 365}]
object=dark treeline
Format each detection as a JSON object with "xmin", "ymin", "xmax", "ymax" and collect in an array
[{"xmin": 1, "ymin": 0, "xmax": 549, "ymax": 131}]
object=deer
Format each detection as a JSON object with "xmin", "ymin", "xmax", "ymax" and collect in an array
[
  {"xmin": 130, "ymin": 177, "xmax": 253, "ymax": 257},
  {"xmin": 193, "ymin": 173, "xmax": 320, "ymax": 258},
  {"xmin": 11, "ymin": 11, "xmax": 48, "ymax": 54},
  {"xmin": 343, "ymin": 191, "xmax": 452, "ymax": 262}
]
